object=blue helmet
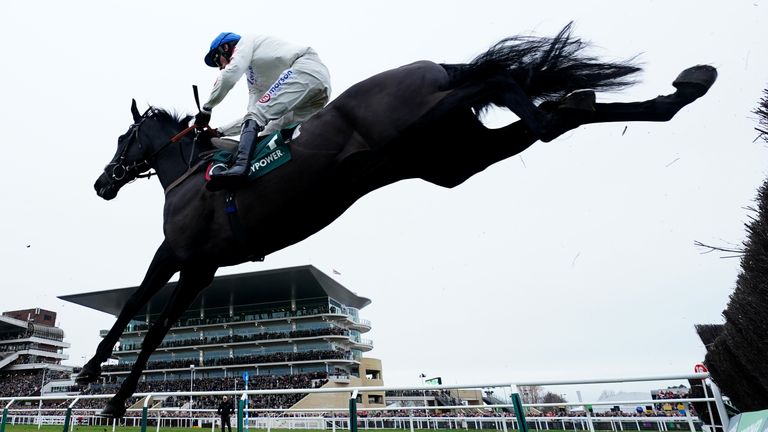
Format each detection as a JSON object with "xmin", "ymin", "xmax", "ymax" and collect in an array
[{"xmin": 204, "ymin": 32, "xmax": 241, "ymax": 67}]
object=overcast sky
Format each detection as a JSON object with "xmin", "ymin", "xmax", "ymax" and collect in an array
[{"xmin": 2, "ymin": 1, "xmax": 767, "ymax": 402}]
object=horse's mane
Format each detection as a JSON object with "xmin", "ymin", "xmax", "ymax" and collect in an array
[
  {"xmin": 756, "ymin": 88, "xmax": 768, "ymax": 142},
  {"xmin": 150, "ymin": 107, "xmax": 193, "ymax": 131}
]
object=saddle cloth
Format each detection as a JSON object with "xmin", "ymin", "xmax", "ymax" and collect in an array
[{"xmin": 207, "ymin": 124, "xmax": 298, "ymax": 181}]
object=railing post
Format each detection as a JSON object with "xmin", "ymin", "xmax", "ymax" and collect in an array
[
  {"xmin": 349, "ymin": 389, "xmax": 359, "ymax": 432},
  {"xmin": 510, "ymin": 385, "xmax": 529, "ymax": 432},
  {"xmin": 1, "ymin": 407, "xmax": 8, "ymax": 432},
  {"xmin": 237, "ymin": 396, "xmax": 245, "ymax": 432},
  {"xmin": 62, "ymin": 407, "xmax": 72, "ymax": 432},
  {"xmin": 140, "ymin": 407, "xmax": 148, "ymax": 432},
  {"xmin": 67, "ymin": 398, "xmax": 79, "ymax": 432},
  {"xmin": 708, "ymin": 380, "xmax": 730, "ymax": 431},
  {"xmin": 140, "ymin": 395, "xmax": 151, "ymax": 432}
]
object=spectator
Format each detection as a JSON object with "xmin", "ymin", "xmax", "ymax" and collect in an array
[{"xmin": 218, "ymin": 395, "xmax": 234, "ymax": 432}]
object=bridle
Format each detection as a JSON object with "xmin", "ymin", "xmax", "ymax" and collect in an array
[{"xmin": 103, "ymin": 108, "xmax": 197, "ymax": 185}]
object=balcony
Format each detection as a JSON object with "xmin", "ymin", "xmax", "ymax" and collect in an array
[
  {"xmin": 100, "ymin": 356, "xmax": 360, "ymax": 376},
  {"xmin": 115, "ymin": 328, "xmax": 350, "ymax": 354},
  {"xmin": 122, "ymin": 307, "xmax": 342, "ymax": 335},
  {"xmin": 349, "ymin": 337, "xmax": 373, "ymax": 351},
  {"xmin": 328, "ymin": 374, "xmax": 351, "ymax": 384},
  {"xmin": 349, "ymin": 317, "xmax": 371, "ymax": 332}
]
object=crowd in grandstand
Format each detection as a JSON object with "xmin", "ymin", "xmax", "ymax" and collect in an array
[
  {"xmin": 0, "ymin": 343, "xmax": 31, "ymax": 352},
  {"xmin": 127, "ymin": 304, "xmax": 332, "ymax": 333},
  {"xmin": 0, "ymin": 371, "xmax": 45, "ymax": 397},
  {"xmin": 655, "ymin": 389, "xmax": 689, "ymax": 399},
  {"xmin": 118, "ymin": 327, "xmax": 348, "ymax": 352},
  {"xmin": 527, "ymin": 410, "xmax": 694, "ymax": 418},
  {"xmin": 386, "ymin": 390, "xmax": 442, "ymax": 397},
  {"xmin": 71, "ymin": 372, "xmax": 329, "ymax": 415},
  {"xmin": 0, "ymin": 369, "xmax": 71, "ymax": 397},
  {"xmin": 102, "ymin": 350, "xmax": 350, "ymax": 372}
]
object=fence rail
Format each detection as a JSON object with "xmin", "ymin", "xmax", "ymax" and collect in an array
[{"xmin": 0, "ymin": 372, "xmax": 726, "ymax": 432}]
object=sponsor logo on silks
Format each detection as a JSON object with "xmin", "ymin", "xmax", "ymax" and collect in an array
[
  {"xmin": 247, "ymin": 66, "xmax": 256, "ymax": 86},
  {"xmin": 258, "ymin": 69, "xmax": 294, "ymax": 104}
]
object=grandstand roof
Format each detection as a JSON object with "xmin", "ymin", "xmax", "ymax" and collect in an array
[
  {"xmin": 59, "ymin": 265, "xmax": 371, "ymax": 317},
  {"xmin": 0, "ymin": 314, "xmax": 28, "ymax": 335}
]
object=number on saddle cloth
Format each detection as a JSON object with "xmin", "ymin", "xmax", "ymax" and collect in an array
[{"xmin": 209, "ymin": 124, "xmax": 298, "ymax": 182}]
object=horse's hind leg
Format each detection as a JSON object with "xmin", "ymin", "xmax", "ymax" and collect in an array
[
  {"xmin": 76, "ymin": 241, "xmax": 179, "ymax": 384},
  {"xmin": 541, "ymin": 65, "xmax": 717, "ymax": 141},
  {"xmin": 430, "ymin": 70, "xmax": 549, "ymax": 138},
  {"xmin": 100, "ymin": 263, "xmax": 217, "ymax": 418}
]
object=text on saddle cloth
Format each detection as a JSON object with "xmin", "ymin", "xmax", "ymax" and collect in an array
[{"xmin": 206, "ymin": 124, "xmax": 299, "ymax": 182}]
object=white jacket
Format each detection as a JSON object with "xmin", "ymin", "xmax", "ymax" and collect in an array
[{"xmin": 202, "ymin": 34, "xmax": 312, "ymax": 112}]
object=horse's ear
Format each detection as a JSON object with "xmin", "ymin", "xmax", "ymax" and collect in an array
[{"xmin": 130, "ymin": 99, "xmax": 141, "ymax": 123}]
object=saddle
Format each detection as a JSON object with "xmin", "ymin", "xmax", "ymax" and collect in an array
[{"xmin": 205, "ymin": 124, "xmax": 299, "ymax": 182}]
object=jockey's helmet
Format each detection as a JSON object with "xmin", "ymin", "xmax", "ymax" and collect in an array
[{"xmin": 204, "ymin": 32, "xmax": 241, "ymax": 68}]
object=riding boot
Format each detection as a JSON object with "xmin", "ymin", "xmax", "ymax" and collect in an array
[{"xmin": 208, "ymin": 120, "xmax": 263, "ymax": 190}]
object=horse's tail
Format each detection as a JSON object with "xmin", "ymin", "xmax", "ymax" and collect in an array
[{"xmin": 444, "ymin": 22, "xmax": 641, "ymax": 105}]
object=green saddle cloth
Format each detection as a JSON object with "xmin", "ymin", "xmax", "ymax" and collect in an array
[{"xmin": 212, "ymin": 125, "xmax": 297, "ymax": 180}]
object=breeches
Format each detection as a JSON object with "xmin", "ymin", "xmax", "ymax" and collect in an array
[{"xmin": 246, "ymin": 51, "xmax": 331, "ymax": 134}]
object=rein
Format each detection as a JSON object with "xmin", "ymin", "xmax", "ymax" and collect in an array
[
  {"xmin": 136, "ymin": 124, "xmax": 197, "ymax": 179},
  {"xmin": 136, "ymin": 85, "xmax": 201, "ymax": 178},
  {"xmin": 106, "ymin": 86, "xmax": 204, "ymax": 184},
  {"xmin": 104, "ymin": 109, "xmax": 201, "ymax": 183}
]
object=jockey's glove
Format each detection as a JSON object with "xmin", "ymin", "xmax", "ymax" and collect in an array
[{"xmin": 195, "ymin": 109, "xmax": 212, "ymax": 129}]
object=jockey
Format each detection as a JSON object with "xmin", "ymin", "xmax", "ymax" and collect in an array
[{"xmin": 195, "ymin": 32, "xmax": 332, "ymax": 186}]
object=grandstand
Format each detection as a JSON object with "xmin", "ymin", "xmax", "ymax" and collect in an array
[
  {"xmin": 0, "ymin": 308, "xmax": 75, "ymax": 398},
  {"xmin": 59, "ymin": 265, "xmax": 385, "ymax": 410}
]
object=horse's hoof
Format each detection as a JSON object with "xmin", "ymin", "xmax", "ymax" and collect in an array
[
  {"xmin": 97, "ymin": 400, "xmax": 126, "ymax": 419},
  {"xmin": 673, "ymin": 65, "xmax": 718, "ymax": 99},
  {"xmin": 75, "ymin": 363, "xmax": 102, "ymax": 385}
]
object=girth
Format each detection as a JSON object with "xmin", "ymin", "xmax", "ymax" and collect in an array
[{"xmin": 224, "ymin": 193, "xmax": 264, "ymax": 262}]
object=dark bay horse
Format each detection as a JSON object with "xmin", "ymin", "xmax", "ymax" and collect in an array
[{"xmin": 83, "ymin": 24, "xmax": 716, "ymax": 417}]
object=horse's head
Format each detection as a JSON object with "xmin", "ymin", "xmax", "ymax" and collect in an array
[
  {"xmin": 94, "ymin": 100, "xmax": 158, "ymax": 200},
  {"xmin": 94, "ymin": 100, "xmax": 194, "ymax": 200}
]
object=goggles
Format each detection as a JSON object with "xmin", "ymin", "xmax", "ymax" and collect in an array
[{"xmin": 212, "ymin": 45, "xmax": 230, "ymax": 68}]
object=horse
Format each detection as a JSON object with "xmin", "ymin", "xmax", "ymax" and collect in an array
[{"xmin": 82, "ymin": 24, "xmax": 716, "ymax": 417}]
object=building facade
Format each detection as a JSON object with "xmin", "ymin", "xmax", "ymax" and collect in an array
[
  {"xmin": 0, "ymin": 308, "xmax": 70, "ymax": 370},
  {"xmin": 60, "ymin": 265, "xmax": 384, "ymax": 408},
  {"xmin": 0, "ymin": 308, "xmax": 73, "ymax": 397}
]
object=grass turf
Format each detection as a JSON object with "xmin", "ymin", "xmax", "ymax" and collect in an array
[{"xmin": 2, "ymin": 427, "xmax": 529, "ymax": 432}]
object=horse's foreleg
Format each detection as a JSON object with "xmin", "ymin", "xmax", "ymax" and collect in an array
[
  {"xmin": 77, "ymin": 241, "xmax": 179, "ymax": 383},
  {"xmin": 101, "ymin": 263, "xmax": 217, "ymax": 418}
]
